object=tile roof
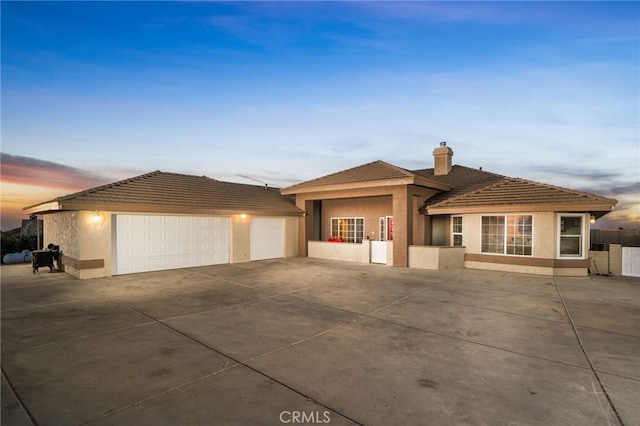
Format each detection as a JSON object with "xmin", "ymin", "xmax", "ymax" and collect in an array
[
  {"xmin": 281, "ymin": 160, "xmax": 451, "ymax": 193},
  {"xmin": 415, "ymin": 166, "xmax": 617, "ymax": 213},
  {"xmin": 27, "ymin": 171, "xmax": 303, "ymax": 216},
  {"xmin": 412, "ymin": 165, "xmax": 506, "ymax": 203},
  {"xmin": 282, "ymin": 160, "xmax": 616, "ymax": 213},
  {"xmin": 282, "ymin": 160, "xmax": 416, "ymax": 191}
]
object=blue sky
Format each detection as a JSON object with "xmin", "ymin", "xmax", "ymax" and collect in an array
[{"xmin": 1, "ymin": 1, "xmax": 638, "ymax": 230}]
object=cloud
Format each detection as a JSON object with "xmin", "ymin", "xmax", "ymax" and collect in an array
[{"xmin": 0, "ymin": 153, "xmax": 114, "ymax": 191}]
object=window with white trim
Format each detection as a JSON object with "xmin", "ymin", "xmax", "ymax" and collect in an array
[
  {"xmin": 482, "ymin": 215, "xmax": 532, "ymax": 256},
  {"xmin": 379, "ymin": 216, "xmax": 393, "ymax": 241},
  {"xmin": 452, "ymin": 216, "xmax": 463, "ymax": 246},
  {"xmin": 331, "ymin": 217, "xmax": 364, "ymax": 243},
  {"xmin": 559, "ymin": 215, "xmax": 583, "ymax": 257}
]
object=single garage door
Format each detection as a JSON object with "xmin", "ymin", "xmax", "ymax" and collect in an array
[
  {"xmin": 114, "ymin": 215, "xmax": 230, "ymax": 275},
  {"xmin": 250, "ymin": 217, "xmax": 285, "ymax": 261}
]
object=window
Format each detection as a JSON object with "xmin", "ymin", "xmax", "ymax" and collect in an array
[
  {"xmin": 379, "ymin": 216, "xmax": 393, "ymax": 241},
  {"xmin": 559, "ymin": 215, "xmax": 583, "ymax": 257},
  {"xmin": 481, "ymin": 216, "xmax": 505, "ymax": 253},
  {"xmin": 331, "ymin": 217, "xmax": 364, "ymax": 243},
  {"xmin": 452, "ymin": 216, "xmax": 463, "ymax": 246},
  {"xmin": 482, "ymin": 215, "xmax": 532, "ymax": 256}
]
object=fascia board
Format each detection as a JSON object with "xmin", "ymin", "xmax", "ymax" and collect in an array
[
  {"xmin": 54, "ymin": 202, "xmax": 304, "ymax": 217},
  {"xmin": 281, "ymin": 176, "xmax": 451, "ymax": 195},
  {"xmin": 426, "ymin": 203, "xmax": 617, "ymax": 215},
  {"xmin": 23, "ymin": 201, "xmax": 62, "ymax": 215}
]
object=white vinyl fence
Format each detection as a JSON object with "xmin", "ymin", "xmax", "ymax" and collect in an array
[{"xmin": 622, "ymin": 247, "xmax": 640, "ymax": 277}]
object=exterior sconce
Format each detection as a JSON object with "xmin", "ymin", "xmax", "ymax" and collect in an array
[
  {"xmin": 91, "ymin": 211, "xmax": 105, "ymax": 225},
  {"xmin": 589, "ymin": 215, "xmax": 596, "ymax": 225},
  {"xmin": 239, "ymin": 214, "xmax": 247, "ymax": 220}
]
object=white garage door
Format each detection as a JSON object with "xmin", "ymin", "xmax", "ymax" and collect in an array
[
  {"xmin": 114, "ymin": 215, "xmax": 230, "ymax": 275},
  {"xmin": 250, "ymin": 217, "xmax": 285, "ymax": 261}
]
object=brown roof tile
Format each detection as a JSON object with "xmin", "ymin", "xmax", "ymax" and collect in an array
[
  {"xmin": 282, "ymin": 160, "xmax": 416, "ymax": 192},
  {"xmin": 281, "ymin": 160, "xmax": 452, "ymax": 193},
  {"xmin": 421, "ymin": 168, "xmax": 617, "ymax": 213},
  {"xmin": 27, "ymin": 171, "xmax": 303, "ymax": 216},
  {"xmin": 412, "ymin": 165, "xmax": 506, "ymax": 204}
]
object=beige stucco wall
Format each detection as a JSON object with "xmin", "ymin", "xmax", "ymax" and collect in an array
[
  {"xmin": 284, "ymin": 217, "xmax": 298, "ymax": 257},
  {"xmin": 457, "ymin": 212, "xmax": 590, "ymax": 276},
  {"xmin": 457, "ymin": 212, "xmax": 589, "ymax": 259},
  {"xmin": 409, "ymin": 246, "xmax": 465, "ymax": 270},
  {"xmin": 44, "ymin": 211, "xmax": 298, "ymax": 279},
  {"xmin": 308, "ymin": 241, "xmax": 368, "ymax": 263},
  {"xmin": 588, "ymin": 251, "xmax": 610, "ymax": 275},
  {"xmin": 609, "ymin": 244, "xmax": 622, "ymax": 275},
  {"xmin": 43, "ymin": 211, "xmax": 79, "ymax": 259}
]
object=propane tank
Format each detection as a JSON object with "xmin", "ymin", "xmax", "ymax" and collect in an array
[{"xmin": 3, "ymin": 250, "xmax": 32, "ymax": 264}]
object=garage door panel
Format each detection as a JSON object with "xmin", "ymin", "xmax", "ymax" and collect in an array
[
  {"xmin": 115, "ymin": 215, "xmax": 230, "ymax": 275},
  {"xmin": 250, "ymin": 218, "xmax": 284, "ymax": 261}
]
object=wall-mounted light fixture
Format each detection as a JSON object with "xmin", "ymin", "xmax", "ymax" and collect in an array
[
  {"xmin": 91, "ymin": 211, "xmax": 105, "ymax": 225},
  {"xmin": 589, "ymin": 215, "xmax": 597, "ymax": 225},
  {"xmin": 239, "ymin": 214, "xmax": 247, "ymax": 220}
]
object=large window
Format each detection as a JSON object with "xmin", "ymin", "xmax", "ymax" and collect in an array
[
  {"xmin": 331, "ymin": 217, "xmax": 364, "ymax": 243},
  {"xmin": 482, "ymin": 215, "xmax": 532, "ymax": 256},
  {"xmin": 452, "ymin": 216, "xmax": 463, "ymax": 246},
  {"xmin": 559, "ymin": 215, "xmax": 583, "ymax": 257}
]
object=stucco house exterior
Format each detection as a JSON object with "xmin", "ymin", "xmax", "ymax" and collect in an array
[
  {"xmin": 25, "ymin": 171, "xmax": 303, "ymax": 279},
  {"xmin": 281, "ymin": 143, "xmax": 617, "ymax": 276},
  {"xmin": 26, "ymin": 143, "xmax": 617, "ymax": 279}
]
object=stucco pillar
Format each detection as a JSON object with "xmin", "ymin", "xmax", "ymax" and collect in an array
[
  {"xmin": 296, "ymin": 198, "xmax": 315, "ymax": 257},
  {"xmin": 392, "ymin": 187, "xmax": 412, "ymax": 267}
]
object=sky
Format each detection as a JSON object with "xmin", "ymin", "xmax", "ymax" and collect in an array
[{"xmin": 1, "ymin": 1, "xmax": 638, "ymax": 231}]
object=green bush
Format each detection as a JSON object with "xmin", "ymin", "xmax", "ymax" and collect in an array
[{"xmin": 1, "ymin": 233, "xmax": 38, "ymax": 261}]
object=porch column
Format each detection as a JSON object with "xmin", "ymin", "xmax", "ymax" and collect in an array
[
  {"xmin": 296, "ymin": 198, "xmax": 315, "ymax": 257},
  {"xmin": 392, "ymin": 187, "xmax": 412, "ymax": 267}
]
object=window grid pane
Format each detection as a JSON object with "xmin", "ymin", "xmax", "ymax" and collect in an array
[
  {"xmin": 560, "ymin": 216, "xmax": 582, "ymax": 256},
  {"xmin": 482, "ymin": 215, "xmax": 532, "ymax": 256},
  {"xmin": 482, "ymin": 216, "xmax": 504, "ymax": 253},
  {"xmin": 452, "ymin": 216, "xmax": 463, "ymax": 246},
  {"xmin": 331, "ymin": 217, "xmax": 364, "ymax": 243}
]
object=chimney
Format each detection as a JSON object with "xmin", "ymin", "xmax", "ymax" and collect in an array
[{"xmin": 433, "ymin": 141, "xmax": 453, "ymax": 175}]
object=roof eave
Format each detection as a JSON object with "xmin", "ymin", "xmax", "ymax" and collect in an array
[
  {"xmin": 24, "ymin": 201, "xmax": 62, "ymax": 215},
  {"xmin": 281, "ymin": 175, "xmax": 451, "ymax": 195},
  {"xmin": 39, "ymin": 202, "xmax": 304, "ymax": 217}
]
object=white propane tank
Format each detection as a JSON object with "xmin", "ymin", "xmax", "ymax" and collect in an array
[{"xmin": 2, "ymin": 250, "xmax": 32, "ymax": 264}]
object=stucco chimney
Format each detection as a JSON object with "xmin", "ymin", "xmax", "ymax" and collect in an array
[{"xmin": 433, "ymin": 141, "xmax": 453, "ymax": 175}]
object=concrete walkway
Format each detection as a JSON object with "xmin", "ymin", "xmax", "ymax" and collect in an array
[{"xmin": 1, "ymin": 258, "xmax": 638, "ymax": 425}]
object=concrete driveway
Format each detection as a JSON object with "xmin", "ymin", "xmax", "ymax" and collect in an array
[{"xmin": 1, "ymin": 258, "xmax": 638, "ymax": 425}]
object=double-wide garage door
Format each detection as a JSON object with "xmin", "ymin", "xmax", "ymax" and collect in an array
[
  {"xmin": 114, "ymin": 215, "xmax": 230, "ymax": 275},
  {"xmin": 114, "ymin": 215, "xmax": 286, "ymax": 275}
]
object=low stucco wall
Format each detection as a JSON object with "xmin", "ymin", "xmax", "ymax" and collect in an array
[
  {"xmin": 588, "ymin": 251, "xmax": 610, "ymax": 275},
  {"xmin": 463, "ymin": 261, "xmax": 588, "ymax": 277},
  {"xmin": 308, "ymin": 240, "xmax": 369, "ymax": 263},
  {"xmin": 409, "ymin": 246, "xmax": 465, "ymax": 270}
]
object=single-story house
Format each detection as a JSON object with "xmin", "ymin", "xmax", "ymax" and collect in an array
[
  {"xmin": 280, "ymin": 142, "xmax": 617, "ymax": 276},
  {"xmin": 25, "ymin": 171, "xmax": 303, "ymax": 279},
  {"xmin": 25, "ymin": 143, "xmax": 617, "ymax": 278}
]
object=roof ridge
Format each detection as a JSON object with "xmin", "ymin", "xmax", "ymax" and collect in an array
[
  {"xmin": 377, "ymin": 160, "xmax": 415, "ymax": 177},
  {"xmin": 283, "ymin": 159, "xmax": 404, "ymax": 189},
  {"xmin": 411, "ymin": 164, "xmax": 507, "ymax": 179},
  {"xmin": 57, "ymin": 170, "xmax": 163, "ymax": 201}
]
